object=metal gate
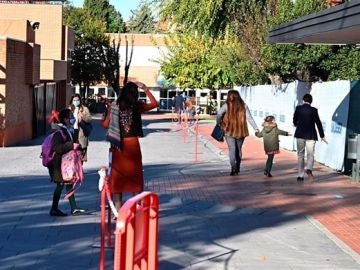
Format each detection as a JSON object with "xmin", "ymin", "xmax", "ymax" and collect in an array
[{"xmin": 32, "ymin": 83, "xmax": 56, "ymax": 137}]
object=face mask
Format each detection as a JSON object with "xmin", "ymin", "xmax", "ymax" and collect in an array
[
  {"xmin": 73, "ymin": 100, "xmax": 80, "ymax": 107},
  {"xmin": 69, "ymin": 118, "xmax": 76, "ymax": 125}
]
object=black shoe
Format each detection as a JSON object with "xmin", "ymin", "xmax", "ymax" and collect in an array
[
  {"xmin": 71, "ymin": 208, "xmax": 87, "ymax": 215},
  {"xmin": 297, "ymin": 177, "xmax": 304, "ymax": 182},
  {"xmin": 49, "ymin": 208, "xmax": 67, "ymax": 217},
  {"xmin": 267, "ymin": 173, "xmax": 273, "ymax": 177},
  {"xmin": 305, "ymin": 169, "xmax": 313, "ymax": 177},
  {"xmin": 230, "ymin": 170, "xmax": 236, "ymax": 176},
  {"xmin": 235, "ymin": 168, "xmax": 240, "ymax": 175},
  {"xmin": 264, "ymin": 170, "xmax": 268, "ymax": 176}
]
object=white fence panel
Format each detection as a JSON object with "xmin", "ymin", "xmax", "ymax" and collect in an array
[
  {"xmin": 235, "ymin": 83, "xmax": 298, "ymax": 151},
  {"xmin": 235, "ymin": 80, "xmax": 351, "ymax": 171},
  {"xmin": 310, "ymin": 80, "xmax": 350, "ymax": 171}
]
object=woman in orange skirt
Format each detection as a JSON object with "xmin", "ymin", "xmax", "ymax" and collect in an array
[{"xmin": 102, "ymin": 81, "xmax": 158, "ymax": 209}]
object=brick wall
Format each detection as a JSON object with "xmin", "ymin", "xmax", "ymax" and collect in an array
[
  {"xmin": 25, "ymin": 43, "xmax": 40, "ymax": 84},
  {"xmin": 0, "ymin": 4, "xmax": 63, "ymax": 60},
  {"xmin": 0, "ymin": 40, "xmax": 5, "ymax": 146},
  {"xmin": 1, "ymin": 38, "xmax": 33, "ymax": 146}
]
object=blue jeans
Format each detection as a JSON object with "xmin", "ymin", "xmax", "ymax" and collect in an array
[{"xmin": 225, "ymin": 136, "xmax": 245, "ymax": 171}]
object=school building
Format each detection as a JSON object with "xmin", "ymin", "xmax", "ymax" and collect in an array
[{"xmin": 0, "ymin": 2, "xmax": 73, "ymax": 146}]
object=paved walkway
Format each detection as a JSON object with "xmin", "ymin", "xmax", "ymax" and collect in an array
[{"xmin": 1, "ymin": 113, "xmax": 360, "ymax": 269}]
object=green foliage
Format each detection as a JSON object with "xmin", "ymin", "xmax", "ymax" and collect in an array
[
  {"xmin": 160, "ymin": 0, "xmax": 242, "ymax": 38},
  {"xmin": 84, "ymin": 0, "xmax": 126, "ymax": 33},
  {"xmin": 158, "ymin": 0, "xmax": 274, "ymax": 86},
  {"xmin": 262, "ymin": 0, "xmax": 359, "ymax": 82},
  {"xmin": 107, "ymin": 5, "xmax": 127, "ymax": 33},
  {"xmin": 133, "ymin": 0, "xmax": 360, "ymax": 89},
  {"xmin": 262, "ymin": 44, "xmax": 333, "ymax": 82},
  {"xmin": 158, "ymin": 34, "xmax": 266, "ymax": 89},
  {"xmin": 320, "ymin": 46, "xmax": 360, "ymax": 80},
  {"xmin": 64, "ymin": 7, "xmax": 107, "ymax": 43},
  {"xmin": 127, "ymin": 2, "xmax": 156, "ymax": 33}
]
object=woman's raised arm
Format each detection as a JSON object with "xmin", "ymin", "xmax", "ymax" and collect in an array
[{"xmin": 136, "ymin": 82, "xmax": 158, "ymax": 113}]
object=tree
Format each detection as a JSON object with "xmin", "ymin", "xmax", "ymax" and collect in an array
[
  {"xmin": 157, "ymin": 1, "xmax": 274, "ymax": 86},
  {"xmin": 262, "ymin": 0, "xmax": 343, "ymax": 82},
  {"xmin": 158, "ymin": 0, "xmax": 360, "ymax": 84},
  {"xmin": 320, "ymin": 46, "xmax": 360, "ymax": 80},
  {"xmin": 65, "ymin": 4, "xmax": 135, "ymax": 99},
  {"xmin": 102, "ymin": 37, "xmax": 121, "ymax": 95},
  {"xmin": 123, "ymin": 36, "xmax": 134, "ymax": 85},
  {"xmin": 158, "ymin": 33, "xmax": 263, "ymax": 89},
  {"xmin": 108, "ymin": 5, "xmax": 127, "ymax": 33},
  {"xmin": 159, "ymin": 0, "xmax": 241, "ymax": 38},
  {"xmin": 127, "ymin": 2, "xmax": 156, "ymax": 33},
  {"xmin": 84, "ymin": 0, "xmax": 127, "ymax": 33},
  {"xmin": 64, "ymin": 7, "xmax": 108, "ymax": 98}
]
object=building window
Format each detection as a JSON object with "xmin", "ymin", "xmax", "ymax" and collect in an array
[{"xmin": 98, "ymin": 88, "xmax": 105, "ymax": 96}]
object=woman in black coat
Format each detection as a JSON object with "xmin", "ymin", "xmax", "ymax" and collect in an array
[{"xmin": 48, "ymin": 109, "xmax": 85, "ymax": 216}]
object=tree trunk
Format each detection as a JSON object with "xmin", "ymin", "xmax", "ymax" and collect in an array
[{"xmin": 123, "ymin": 35, "xmax": 134, "ymax": 86}]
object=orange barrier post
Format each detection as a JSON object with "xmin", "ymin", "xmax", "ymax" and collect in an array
[
  {"xmin": 183, "ymin": 112, "xmax": 188, "ymax": 143},
  {"xmin": 194, "ymin": 119, "xmax": 199, "ymax": 162},
  {"xmin": 113, "ymin": 192, "xmax": 159, "ymax": 270},
  {"xmin": 171, "ymin": 109, "xmax": 175, "ymax": 128}
]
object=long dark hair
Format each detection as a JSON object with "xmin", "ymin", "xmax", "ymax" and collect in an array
[
  {"xmin": 117, "ymin": 82, "xmax": 139, "ymax": 110},
  {"xmin": 69, "ymin": 93, "xmax": 83, "ymax": 111},
  {"xmin": 58, "ymin": 108, "xmax": 72, "ymax": 125}
]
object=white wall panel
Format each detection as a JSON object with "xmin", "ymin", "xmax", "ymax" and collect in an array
[
  {"xmin": 311, "ymin": 80, "xmax": 350, "ymax": 170},
  {"xmin": 119, "ymin": 46, "xmax": 168, "ymax": 67},
  {"xmin": 235, "ymin": 80, "xmax": 351, "ymax": 171}
]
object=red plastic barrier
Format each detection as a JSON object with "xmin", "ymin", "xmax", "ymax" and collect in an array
[
  {"xmin": 113, "ymin": 192, "xmax": 159, "ymax": 270},
  {"xmin": 98, "ymin": 167, "xmax": 115, "ymax": 270}
]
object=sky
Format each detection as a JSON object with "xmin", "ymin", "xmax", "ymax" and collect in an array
[{"xmin": 70, "ymin": 0, "xmax": 141, "ymax": 21}]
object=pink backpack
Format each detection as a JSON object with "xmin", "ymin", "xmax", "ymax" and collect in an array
[
  {"xmin": 61, "ymin": 149, "xmax": 84, "ymax": 199},
  {"xmin": 40, "ymin": 130, "xmax": 66, "ymax": 167}
]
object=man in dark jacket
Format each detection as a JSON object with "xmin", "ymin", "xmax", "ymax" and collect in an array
[
  {"xmin": 293, "ymin": 93, "xmax": 327, "ymax": 182},
  {"xmin": 173, "ymin": 91, "xmax": 184, "ymax": 124}
]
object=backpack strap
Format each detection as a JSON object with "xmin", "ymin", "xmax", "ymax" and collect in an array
[{"xmin": 53, "ymin": 128, "xmax": 68, "ymax": 142}]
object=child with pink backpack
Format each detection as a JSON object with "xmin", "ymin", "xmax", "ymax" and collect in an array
[{"xmin": 44, "ymin": 109, "xmax": 86, "ymax": 216}]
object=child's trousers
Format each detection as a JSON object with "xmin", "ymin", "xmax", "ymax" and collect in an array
[{"xmin": 265, "ymin": 154, "xmax": 274, "ymax": 173}]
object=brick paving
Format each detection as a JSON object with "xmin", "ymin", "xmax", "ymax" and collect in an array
[
  {"xmin": 144, "ymin": 113, "xmax": 360, "ymax": 256},
  {"xmin": 1, "ymin": 113, "xmax": 360, "ymax": 269}
]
